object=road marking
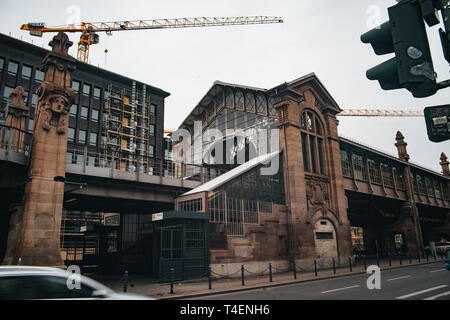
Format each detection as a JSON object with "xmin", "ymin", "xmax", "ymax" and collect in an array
[
  {"xmin": 430, "ymin": 269, "xmax": 446, "ymax": 273},
  {"xmin": 321, "ymin": 285, "xmax": 360, "ymax": 294},
  {"xmin": 396, "ymin": 285, "xmax": 448, "ymax": 300},
  {"xmin": 423, "ymin": 290, "xmax": 450, "ymax": 300},
  {"xmin": 387, "ymin": 275, "xmax": 411, "ymax": 281}
]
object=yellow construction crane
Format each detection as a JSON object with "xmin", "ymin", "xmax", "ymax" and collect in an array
[{"xmin": 20, "ymin": 16, "xmax": 284, "ymax": 63}]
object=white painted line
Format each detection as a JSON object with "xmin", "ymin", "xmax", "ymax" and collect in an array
[
  {"xmin": 430, "ymin": 269, "xmax": 446, "ymax": 273},
  {"xmin": 387, "ymin": 275, "xmax": 411, "ymax": 281},
  {"xmin": 423, "ymin": 290, "xmax": 450, "ymax": 301},
  {"xmin": 396, "ymin": 285, "xmax": 448, "ymax": 300},
  {"xmin": 321, "ymin": 285, "xmax": 360, "ymax": 294}
]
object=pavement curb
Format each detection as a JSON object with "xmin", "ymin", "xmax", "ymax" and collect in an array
[{"xmin": 159, "ymin": 260, "xmax": 445, "ymax": 300}]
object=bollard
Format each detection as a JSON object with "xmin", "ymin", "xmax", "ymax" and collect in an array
[
  {"xmin": 269, "ymin": 263, "xmax": 273, "ymax": 283},
  {"xmin": 170, "ymin": 267, "xmax": 174, "ymax": 294},
  {"xmin": 241, "ymin": 265, "xmax": 245, "ymax": 286},
  {"xmin": 434, "ymin": 253, "xmax": 437, "ymax": 261},
  {"xmin": 399, "ymin": 255, "xmax": 402, "ymax": 265},
  {"xmin": 208, "ymin": 267, "xmax": 212, "ymax": 290},
  {"xmin": 426, "ymin": 252, "xmax": 429, "ymax": 262},
  {"xmin": 363, "ymin": 256, "xmax": 367, "ymax": 270},
  {"xmin": 376, "ymin": 254, "xmax": 380, "ymax": 267},
  {"xmin": 349, "ymin": 257, "xmax": 352, "ymax": 272},
  {"xmin": 332, "ymin": 257, "xmax": 336, "ymax": 274},
  {"xmin": 293, "ymin": 260, "xmax": 297, "ymax": 280},
  {"xmin": 388, "ymin": 254, "xmax": 392, "ymax": 267},
  {"xmin": 418, "ymin": 252, "xmax": 421, "ymax": 263},
  {"xmin": 123, "ymin": 270, "xmax": 128, "ymax": 293},
  {"xmin": 314, "ymin": 259, "xmax": 318, "ymax": 277},
  {"xmin": 409, "ymin": 253, "xmax": 412, "ymax": 264}
]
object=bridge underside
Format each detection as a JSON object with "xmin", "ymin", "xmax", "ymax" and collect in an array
[{"xmin": 346, "ymin": 190, "xmax": 449, "ymax": 256}]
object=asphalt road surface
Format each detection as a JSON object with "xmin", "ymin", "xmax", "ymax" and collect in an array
[{"xmin": 188, "ymin": 262, "xmax": 450, "ymax": 300}]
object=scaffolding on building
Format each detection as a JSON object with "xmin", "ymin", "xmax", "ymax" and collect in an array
[{"xmin": 102, "ymin": 81, "xmax": 152, "ymax": 172}]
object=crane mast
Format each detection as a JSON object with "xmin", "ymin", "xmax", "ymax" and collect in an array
[{"xmin": 20, "ymin": 16, "xmax": 284, "ymax": 63}]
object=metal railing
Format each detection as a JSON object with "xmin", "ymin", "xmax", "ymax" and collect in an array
[
  {"xmin": 0, "ymin": 124, "xmax": 32, "ymax": 165},
  {"xmin": 66, "ymin": 147, "xmax": 227, "ymax": 184}
]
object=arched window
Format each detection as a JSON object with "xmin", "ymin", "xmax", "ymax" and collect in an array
[
  {"xmin": 235, "ymin": 90, "xmax": 244, "ymax": 109},
  {"xmin": 300, "ymin": 110, "xmax": 325, "ymax": 175},
  {"xmin": 245, "ymin": 92, "xmax": 255, "ymax": 112}
]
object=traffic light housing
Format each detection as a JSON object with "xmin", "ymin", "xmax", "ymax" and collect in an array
[
  {"xmin": 361, "ymin": 0, "xmax": 437, "ymax": 98},
  {"xmin": 424, "ymin": 104, "xmax": 450, "ymax": 142}
]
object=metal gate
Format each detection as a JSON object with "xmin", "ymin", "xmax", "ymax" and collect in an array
[{"xmin": 159, "ymin": 225, "xmax": 183, "ymax": 281}]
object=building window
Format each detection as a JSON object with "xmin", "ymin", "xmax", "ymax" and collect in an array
[
  {"xmin": 7, "ymin": 60, "xmax": 18, "ymax": 76},
  {"xmin": 149, "ymin": 124, "xmax": 155, "ymax": 136},
  {"xmin": 235, "ymin": 90, "xmax": 244, "ymax": 109},
  {"xmin": 149, "ymin": 145, "xmax": 154, "ymax": 157},
  {"xmin": 352, "ymin": 153, "xmax": 368, "ymax": 181},
  {"xmin": 256, "ymin": 94, "xmax": 267, "ymax": 113},
  {"xmin": 300, "ymin": 110, "xmax": 325, "ymax": 175},
  {"xmin": 381, "ymin": 163, "xmax": 393, "ymax": 187},
  {"xmin": 425, "ymin": 177, "xmax": 434, "ymax": 197},
  {"xmin": 76, "ymin": 153, "xmax": 84, "ymax": 165},
  {"xmin": 150, "ymin": 103, "xmax": 156, "ymax": 115},
  {"xmin": 0, "ymin": 57, "xmax": 4, "ymax": 71},
  {"xmin": 316, "ymin": 232, "xmax": 333, "ymax": 239},
  {"xmin": 21, "ymin": 65, "xmax": 32, "ymax": 80},
  {"xmin": 80, "ymin": 106, "xmax": 89, "ymax": 119},
  {"xmin": 341, "ymin": 149, "xmax": 352, "ymax": 177},
  {"xmin": 93, "ymin": 87, "xmax": 101, "ymax": 99},
  {"xmin": 178, "ymin": 198, "xmax": 203, "ymax": 212},
  {"xmin": 416, "ymin": 174, "xmax": 426, "ymax": 194},
  {"xmin": 72, "ymin": 80, "xmax": 80, "ymax": 93},
  {"xmin": 82, "ymin": 83, "xmax": 91, "ymax": 96},
  {"xmin": 89, "ymin": 132, "xmax": 97, "ymax": 146},
  {"xmin": 78, "ymin": 130, "xmax": 86, "ymax": 144},
  {"xmin": 70, "ymin": 104, "xmax": 78, "ymax": 117},
  {"xmin": 35, "ymin": 70, "xmax": 44, "ymax": 83},
  {"xmin": 66, "ymin": 152, "xmax": 74, "ymax": 164},
  {"xmin": 68, "ymin": 127, "xmax": 75, "ymax": 142},
  {"xmin": 245, "ymin": 92, "xmax": 255, "ymax": 112},
  {"xmin": 3, "ymin": 86, "xmax": 15, "ymax": 99},
  {"xmin": 434, "ymin": 180, "xmax": 442, "ymax": 199},
  {"xmin": 225, "ymin": 88, "xmax": 234, "ymax": 107},
  {"xmin": 31, "ymin": 93, "xmax": 37, "ymax": 107},
  {"xmin": 91, "ymin": 109, "xmax": 99, "ymax": 122},
  {"xmin": 28, "ymin": 118, "xmax": 34, "ymax": 133},
  {"xmin": 393, "ymin": 166, "xmax": 405, "ymax": 189},
  {"xmin": 368, "ymin": 159, "xmax": 381, "ymax": 184}
]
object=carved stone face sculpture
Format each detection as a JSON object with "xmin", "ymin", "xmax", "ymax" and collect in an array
[{"xmin": 50, "ymin": 96, "xmax": 67, "ymax": 114}]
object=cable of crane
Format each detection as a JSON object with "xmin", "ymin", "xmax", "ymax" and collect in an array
[{"xmin": 337, "ymin": 109, "xmax": 423, "ymax": 117}]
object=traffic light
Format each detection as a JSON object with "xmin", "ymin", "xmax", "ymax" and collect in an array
[
  {"xmin": 361, "ymin": 0, "xmax": 437, "ymax": 98},
  {"xmin": 424, "ymin": 104, "xmax": 450, "ymax": 142}
]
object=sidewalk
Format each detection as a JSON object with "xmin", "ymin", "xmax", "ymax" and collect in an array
[{"xmin": 91, "ymin": 257, "xmax": 446, "ymax": 299}]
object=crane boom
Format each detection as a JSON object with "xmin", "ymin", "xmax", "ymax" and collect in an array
[
  {"xmin": 338, "ymin": 109, "xmax": 423, "ymax": 117},
  {"xmin": 20, "ymin": 16, "xmax": 284, "ymax": 63}
]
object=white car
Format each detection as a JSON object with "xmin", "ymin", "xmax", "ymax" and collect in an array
[{"xmin": 0, "ymin": 266, "xmax": 154, "ymax": 300}]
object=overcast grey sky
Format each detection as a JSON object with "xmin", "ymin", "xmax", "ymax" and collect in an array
[{"xmin": 1, "ymin": 0, "xmax": 448, "ymax": 172}]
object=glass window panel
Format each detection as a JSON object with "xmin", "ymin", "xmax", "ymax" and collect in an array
[
  {"xmin": 150, "ymin": 103, "xmax": 156, "ymax": 115},
  {"xmin": 268, "ymin": 97, "xmax": 276, "ymax": 116},
  {"xmin": 22, "ymin": 65, "xmax": 32, "ymax": 79},
  {"xmin": 341, "ymin": 149, "xmax": 352, "ymax": 177},
  {"xmin": 309, "ymin": 135, "xmax": 317, "ymax": 173},
  {"xmin": 78, "ymin": 130, "xmax": 86, "ymax": 144},
  {"xmin": 68, "ymin": 128, "xmax": 75, "ymax": 141},
  {"xmin": 0, "ymin": 57, "xmax": 4, "ymax": 71},
  {"xmin": 80, "ymin": 106, "xmax": 89, "ymax": 119},
  {"xmin": 225, "ymin": 88, "xmax": 234, "ymax": 107},
  {"xmin": 71, "ymin": 80, "xmax": 80, "ymax": 92},
  {"xmin": 90, "ymin": 132, "xmax": 97, "ymax": 146},
  {"xmin": 352, "ymin": 153, "xmax": 368, "ymax": 181},
  {"xmin": 82, "ymin": 84, "xmax": 91, "ymax": 96},
  {"xmin": 245, "ymin": 92, "xmax": 255, "ymax": 111},
  {"xmin": 301, "ymin": 132, "xmax": 309, "ymax": 172},
  {"xmin": 256, "ymin": 94, "xmax": 267, "ymax": 113},
  {"xmin": 91, "ymin": 109, "xmax": 99, "ymax": 122},
  {"xmin": 7, "ymin": 61, "xmax": 18, "ymax": 75},
  {"xmin": 235, "ymin": 90, "xmax": 244, "ymax": 109},
  {"xmin": 70, "ymin": 104, "xmax": 78, "ymax": 117},
  {"xmin": 35, "ymin": 70, "xmax": 44, "ymax": 83},
  {"xmin": 93, "ymin": 87, "xmax": 101, "ymax": 99}
]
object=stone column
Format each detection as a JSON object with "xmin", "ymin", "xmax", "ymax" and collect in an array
[{"xmin": 2, "ymin": 32, "xmax": 75, "ymax": 267}]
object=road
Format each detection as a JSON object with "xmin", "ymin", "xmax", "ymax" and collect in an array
[{"xmin": 187, "ymin": 262, "xmax": 450, "ymax": 300}]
